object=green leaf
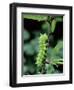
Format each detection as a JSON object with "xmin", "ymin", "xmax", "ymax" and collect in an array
[
  {"xmin": 23, "ymin": 30, "xmax": 30, "ymax": 40},
  {"xmin": 47, "ymin": 16, "xmax": 52, "ymax": 23},
  {"xmin": 47, "ymin": 41, "xmax": 63, "ymax": 62},
  {"xmin": 52, "ymin": 59, "xmax": 63, "ymax": 65},
  {"xmin": 23, "ymin": 14, "xmax": 48, "ymax": 21},
  {"xmin": 23, "ymin": 66, "xmax": 29, "ymax": 74},
  {"xmin": 53, "ymin": 41, "xmax": 63, "ymax": 54},
  {"xmin": 42, "ymin": 22, "xmax": 49, "ymax": 30},
  {"xmin": 30, "ymin": 38, "xmax": 39, "ymax": 53},
  {"xmin": 28, "ymin": 64, "xmax": 35, "ymax": 74},
  {"xmin": 41, "ymin": 22, "xmax": 50, "ymax": 34},
  {"xmin": 46, "ymin": 64, "xmax": 55, "ymax": 74},
  {"xmin": 51, "ymin": 19, "xmax": 56, "ymax": 33}
]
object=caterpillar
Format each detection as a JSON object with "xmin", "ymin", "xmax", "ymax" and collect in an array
[{"xmin": 36, "ymin": 33, "xmax": 48, "ymax": 67}]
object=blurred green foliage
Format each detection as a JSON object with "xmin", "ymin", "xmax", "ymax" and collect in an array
[
  {"xmin": 55, "ymin": 16, "xmax": 63, "ymax": 22},
  {"xmin": 23, "ymin": 30, "xmax": 30, "ymax": 40},
  {"xmin": 23, "ymin": 43, "xmax": 35, "ymax": 55},
  {"xmin": 22, "ymin": 14, "xmax": 63, "ymax": 75},
  {"xmin": 23, "ymin": 14, "xmax": 48, "ymax": 21}
]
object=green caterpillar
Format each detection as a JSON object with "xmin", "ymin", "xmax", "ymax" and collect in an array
[{"xmin": 36, "ymin": 33, "xmax": 48, "ymax": 67}]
